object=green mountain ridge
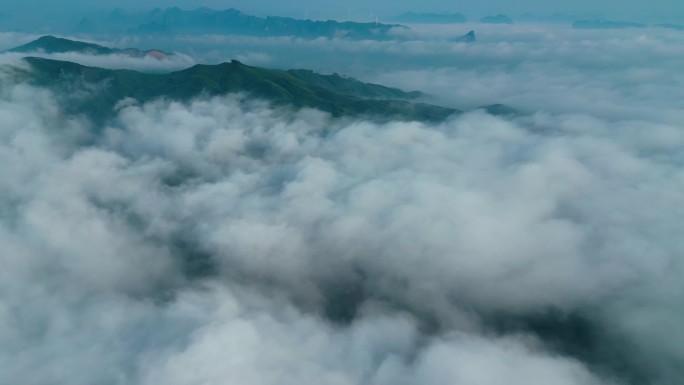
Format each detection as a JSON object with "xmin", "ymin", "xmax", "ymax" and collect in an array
[
  {"xmin": 13, "ymin": 56, "xmax": 458, "ymax": 124},
  {"xmin": 6, "ymin": 37, "xmax": 513, "ymax": 124},
  {"xmin": 9, "ymin": 35, "xmax": 171, "ymax": 59}
]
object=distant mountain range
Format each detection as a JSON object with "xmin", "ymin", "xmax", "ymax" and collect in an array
[
  {"xmin": 74, "ymin": 7, "xmax": 405, "ymax": 40},
  {"xmin": 657, "ymin": 23, "xmax": 684, "ymax": 31},
  {"xmin": 518, "ymin": 13, "xmax": 583, "ymax": 23},
  {"xmin": 572, "ymin": 20, "xmax": 646, "ymax": 29},
  {"xmin": 480, "ymin": 15, "xmax": 514, "ymax": 24},
  {"xmin": 573, "ymin": 20, "xmax": 684, "ymax": 30},
  {"xmin": 9, "ymin": 35, "xmax": 170, "ymax": 59},
  {"xmin": 389, "ymin": 12, "xmax": 468, "ymax": 24}
]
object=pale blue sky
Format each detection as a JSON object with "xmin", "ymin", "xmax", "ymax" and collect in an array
[{"xmin": 1, "ymin": 0, "xmax": 683, "ymax": 22}]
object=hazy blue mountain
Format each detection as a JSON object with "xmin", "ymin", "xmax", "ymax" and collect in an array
[
  {"xmin": 482, "ymin": 104, "xmax": 517, "ymax": 116},
  {"xmin": 9, "ymin": 35, "xmax": 171, "ymax": 59},
  {"xmin": 572, "ymin": 20, "xmax": 647, "ymax": 29},
  {"xmin": 389, "ymin": 12, "xmax": 468, "ymax": 24},
  {"xmin": 518, "ymin": 13, "xmax": 586, "ymax": 23},
  {"xmin": 480, "ymin": 14, "xmax": 514, "ymax": 24},
  {"xmin": 11, "ymin": 57, "xmax": 457, "ymax": 124},
  {"xmin": 10, "ymin": 35, "xmax": 116, "ymax": 55},
  {"xmin": 74, "ymin": 7, "xmax": 406, "ymax": 40},
  {"xmin": 656, "ymin": 23, "xmax": 684, "ymax": 30},
  {"xmin": 457, "ymin": 30, "xmax": 476, "ymax": 43}
]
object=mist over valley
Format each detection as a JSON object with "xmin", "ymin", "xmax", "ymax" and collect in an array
[{"xmin": 0, "ymin": 3, "xmax": 683, "ymax": 385}]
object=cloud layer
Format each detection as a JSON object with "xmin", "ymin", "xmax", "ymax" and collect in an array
[
  {"xmin": 1, "ymin": 24, "xmax": 684, "ymax": 385},
  {"xmin": 72, "ymin": 24, "xmax": 684, "ymax": 123}
]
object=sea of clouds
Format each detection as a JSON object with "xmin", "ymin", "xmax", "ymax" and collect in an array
[{"xmin": 0, "ymin": 23, "xmax": 683, "ymax": 385}]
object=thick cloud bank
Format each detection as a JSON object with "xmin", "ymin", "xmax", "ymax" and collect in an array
[{"xmin": 1, "ymin": 24, "xmax": 684, "ymax": 385}]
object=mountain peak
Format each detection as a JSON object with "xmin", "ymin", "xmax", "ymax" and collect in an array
[
  {"xmin": 464, "ymin": 30, "xmax": 476, "ymax": 42},
  {"xmin": 8, "ymin": 36, "xmax": 115, "ymax": 55},
  {"xmin": 8, "ymin": 36, "xmax": 170, "ymax": 59},
  {"xmin": 36, "ymin": 35, "xmax": 60, "ymax": 41}
]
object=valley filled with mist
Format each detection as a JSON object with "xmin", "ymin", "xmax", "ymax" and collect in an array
[{"xmin": 0, "ymin": 3, "xmax": 683, "ymax": 385}]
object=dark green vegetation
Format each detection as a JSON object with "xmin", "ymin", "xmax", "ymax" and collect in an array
[
  {"xmin": 284, "ymin": 69, "xmax": 422, "ymax": 100},
  {"xmin": 15, "ymin": 57, "xmax": 458, "ymax": 124},
  {"xmin": 9, "ymin": 35, "xmax": 170, "ymax": 58},
  {"xmin": 75, "ymin": 7, "xmax": 405, "ymax": 40}
]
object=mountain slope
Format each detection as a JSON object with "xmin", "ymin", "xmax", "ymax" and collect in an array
[
  {"xmin": 457, "ymin": 31, "xmax": 476, "ymax": 43},
  {"xmin": 10, "ymin": 36, "xmax": 116, "ymax": 55},
  {"xmin": 16, "ymin": 57, "xmax": 458, "ymax": 124},
  {"xmin": 9, "ymin": 35, "xmax": 170, "ymax": 59},
  {"xmin": 285, "ymin": 69, "xmax": 422, "ymax": 100}
]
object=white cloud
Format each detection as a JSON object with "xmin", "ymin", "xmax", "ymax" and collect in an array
[{"xmin": 1, "ymin": 24, "xmax": 684, "ymax": 385}]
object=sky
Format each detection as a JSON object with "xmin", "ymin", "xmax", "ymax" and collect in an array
[{"xmin": 1, "ymin": 0, "xmax": 683, "ymax": 22}]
